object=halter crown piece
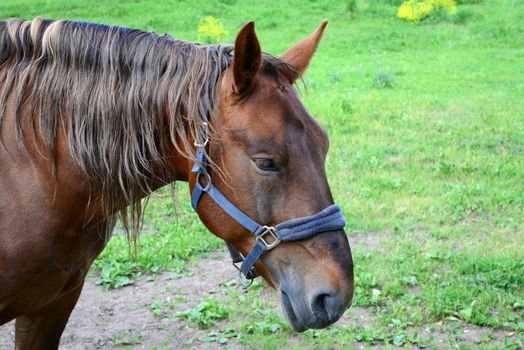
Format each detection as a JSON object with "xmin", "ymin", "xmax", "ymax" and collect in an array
[{"xmin": 190, "ymin": 122, "xmax": 347, "ymax": 286}]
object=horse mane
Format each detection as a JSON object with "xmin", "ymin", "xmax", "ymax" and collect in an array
[
  {"xmin": 0, "ymin": 17, "xmax": 299, "ymax": 243},
  {"xmin": 0, "ymin": 17, "xmax": 233, "ymax": 241}
]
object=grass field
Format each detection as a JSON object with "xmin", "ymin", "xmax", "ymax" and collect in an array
[{"xmin": 1, "ymin": 0, "xmax": 523, "ymax": 348}]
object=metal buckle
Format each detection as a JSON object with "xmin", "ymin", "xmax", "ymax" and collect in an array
[
  {"xmin": 194, "ymin": 122, "xmax": 209, "ymax": 147},
  {"xmin": 256, "ymin": 226, "xmax": 280, "ymax": 250}
]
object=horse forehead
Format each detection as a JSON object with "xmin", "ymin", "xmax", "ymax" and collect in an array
[
  {"xmin": 224, "ymin": 75, "xmax": 328, "ymax": 150},
  {"xmin": 249, "ymin": 78, "xmax": 310, "ymax": 127},
  {"xmin": 256, "ymin": 86, "xmax": 328, "ymax": 150},
  {"xmin": 276, "ymin": 86, "xmax": 330, "ymax": 150}
]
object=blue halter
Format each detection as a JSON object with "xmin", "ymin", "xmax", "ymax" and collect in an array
[{"xmin": 190, "ymin": 124, "xmax": 346, "ymax": 285}]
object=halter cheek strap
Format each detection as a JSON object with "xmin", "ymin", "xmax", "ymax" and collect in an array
[{"xmin": 190, "ymin": 130, "xmax": 346, "ymax": 285}]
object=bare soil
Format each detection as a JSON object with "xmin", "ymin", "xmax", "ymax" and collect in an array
[{"xmin": 0, "ymin": 251, "xmax": 246, "ymax": 349}]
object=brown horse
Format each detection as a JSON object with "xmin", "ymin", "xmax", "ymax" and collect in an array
[{"xmin": 0, "ymin": 17, "xmax": 354, "ymax": 348}]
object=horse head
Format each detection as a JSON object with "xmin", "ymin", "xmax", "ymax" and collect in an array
[{"xmin": 189, "ymin": 21, "xmax": 354, "ymax": 332}]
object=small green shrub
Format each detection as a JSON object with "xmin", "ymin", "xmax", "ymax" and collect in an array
[
  {"xmin": 451, "ymin": 8, "xmax": 476, "ymax": 24},
  {"xmin": 177, "ymin": 298, "xmax": 229, "ymax": 328},
  {"xmin": 340, "ymin": 98, "xmax": 353, "ymax": 114},
  {"xmin": 111, "ymin": 331, "xmax": 143, "ymax": 346},
  {"xmin": 346, "ymin": 0, "xmax": 358, "ymax": 17},
  {"xmin": 328, "ymin": 71, "xmax": 343, "ymax": 83},
  {"xmin": 374, "ymin": 71, "xmax": 395, "ymax": 88}
]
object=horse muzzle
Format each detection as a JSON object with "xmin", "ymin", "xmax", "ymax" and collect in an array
[
  {"xmin": 280, "ymin": 280, "xmax": 354, "ymax": 332},
  {"xmin": 271, "ymin": 229, "xmax": 354, "ymax": 332}
]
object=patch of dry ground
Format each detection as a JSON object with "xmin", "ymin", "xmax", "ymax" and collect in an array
[{"xmin": 0, "ymin": 251, "xmax": 246, "ymax": 349}]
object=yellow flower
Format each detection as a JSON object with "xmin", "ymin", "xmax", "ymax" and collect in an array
[
  {"xmin": 397, "ymin": 0, "xmax": 457, "ymax": 22},
  {"xmin": 198, "ymin": 16, "xmax": 229, "ymax": 44}
]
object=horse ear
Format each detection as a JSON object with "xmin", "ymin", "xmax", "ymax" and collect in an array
[
  {"xmin": 232, "ymin": 21, "xmax": 262, "ymax": 96},
  {"xmin": 279, "ymin": 20, "xmax": 328, "ymax": 77}
]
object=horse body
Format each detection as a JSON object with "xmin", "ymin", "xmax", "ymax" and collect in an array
[
  {"xmin": 0, "ymin": 17, "xmax": 353, "ymax": 348},
  {"xmin": 0, "ymin": 89, "xmax": 107, "ymax": 338}
]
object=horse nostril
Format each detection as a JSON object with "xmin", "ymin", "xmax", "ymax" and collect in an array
[{"xmin": 309, "ymin": 291, "xmax": 336, "ymax": 322}]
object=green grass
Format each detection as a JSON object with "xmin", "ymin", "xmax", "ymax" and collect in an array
[
  {"xmin": 176, "ymin": 297, "xmax": 230, "ymax": 328},
  {"xmin": 1, "ymin": 0, "xmax": 523, "ymax": 348},
  {"xmin": 92, "ymin": 186, "xmax": 223, "ymax": 289}
]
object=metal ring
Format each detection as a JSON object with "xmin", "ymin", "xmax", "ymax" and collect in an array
[
  {"xmin": 194, "ymin": 138, "xmax": 209, "ymax": 148},
  {"xmin": 239, "ymin": 270, "xmax": 254, "ymax": 287},
  {"xmin": 196, "ymin": 172, "xmax": 212, "ymax": 191},
  {"xmin": 194, "ymin": 122, "xmax": 209, "ymax": 147}
]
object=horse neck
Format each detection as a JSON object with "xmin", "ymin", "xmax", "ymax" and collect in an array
[{"xmin": 1, "ymin": 19, "xmax": 226, "ymax": 222}]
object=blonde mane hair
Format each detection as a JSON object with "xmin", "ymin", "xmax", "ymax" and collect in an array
[{"xmin": 0, "ymin": 17, "xmax": 232, "ymax": 240}]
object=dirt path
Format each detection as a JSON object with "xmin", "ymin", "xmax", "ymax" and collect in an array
[
  {"xmin": 0, "ymin": 251, "xmax": 248, "ymax": 349},
  {"xmin": 0, "ymin": 250, "xmax": 378, "ymax": 349}
]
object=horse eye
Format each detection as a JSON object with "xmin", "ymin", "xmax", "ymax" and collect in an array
[{"xmin": 253, "ymin": 158, "xmax": 279, "ymax": 172}]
